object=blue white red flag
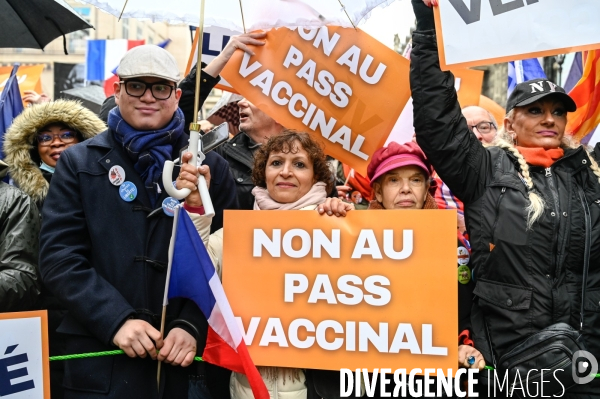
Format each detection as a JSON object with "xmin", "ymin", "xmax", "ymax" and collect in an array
[
  {"xmin": 0, "ymin": 65, "xmax": 24, "ymax": 160},
  {"xmin": 507, "ymin": 58, "xmax": 547, "ymax": 97},
  {"xmin": 85, "ymin": 39, "xmax": 145, "ymax": 81},
  {"xmin": 164, "ymin": 206, "xmax": 269, "ymax": 399}
]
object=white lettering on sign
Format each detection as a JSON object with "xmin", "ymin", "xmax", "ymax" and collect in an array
[
  {"xmin": 336, "ymin": 45, "xmax": 387, "ymax": 85},
  {"xmin": 254, "ymin": 228, "xmax": 413, "ymax": 260},
  {"xmin": 351, "ymin": 230, "xmax": 414, "ymax": 260},
  {"xmin": 236, "ymin": 317, "xmax": 448, "ymax": 355},
  {"xmin": 284, "ymin": 274, "xmax": 391, "ymax": 306},
  {"xmin": 239, "ymin": 52, "xmax": 262, "ymax": 78},
  {"xmin": 253, "ymin": 229, "xmax": 341, "ymax": 258}
]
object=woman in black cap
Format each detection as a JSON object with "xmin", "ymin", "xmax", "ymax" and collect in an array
[{"xmin": 409, "ymin": 1, "xmax": 600, "ymax": 398}]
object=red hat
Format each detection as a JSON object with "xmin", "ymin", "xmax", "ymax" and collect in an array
[{"xmin": 367, "ymin": 141, "xmax": 432, "ymax": 186}]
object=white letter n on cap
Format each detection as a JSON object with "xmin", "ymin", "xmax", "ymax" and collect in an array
[{"xmin": 530, "ymin": 81, "xmax": 545, "ymax": 93}]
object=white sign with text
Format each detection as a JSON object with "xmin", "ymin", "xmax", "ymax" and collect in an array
[
  {"xmin": 0, "ymin": 314, "xmax": 46, "ymax": 398},
  {"xmin": 436, "ymin": 0, "xmax": 600, "ymax": 69}
]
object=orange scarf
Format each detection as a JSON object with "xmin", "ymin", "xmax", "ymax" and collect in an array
[{"xmin": 516, "ymin": 146, "xmax": 564, "ymax": 168}]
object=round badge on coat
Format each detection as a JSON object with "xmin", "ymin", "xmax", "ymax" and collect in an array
[
  {"xmin": 108, "ymin": 165, "xmax": 126, "ymax": 186},
  {"xmin": 119, "ymin": 181, "xmax": 138, "ymax": 202},
  {"xmin": 162, "ymin": 197, "xmax": 179, "ymax": 217},
  {"xmin": 458, "ymin": 265, "xmax": 471, "ymax": 284},
  {"xmin": 457, "ymin": 246, "xmax": 470, "ymax": 265}
]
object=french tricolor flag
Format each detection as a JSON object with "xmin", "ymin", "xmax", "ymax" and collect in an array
[
  {"xmin": 86, "ymin": 39, "xmax": 144, "ymax": 96},
  {"xmin": 164, "ymin": 206, "xmax": 269, "ymax": 399},
  {"xmin": 86, "ymin": 39, "xmax": 144, "ymax": 81}
]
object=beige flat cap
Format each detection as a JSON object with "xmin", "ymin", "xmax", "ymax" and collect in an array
[{"xmin": 117, "ymin": 45, "xmax": 180, "ymax": 82}]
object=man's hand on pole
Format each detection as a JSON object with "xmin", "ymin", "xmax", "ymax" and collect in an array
[
  {"xmin": 113, "ymin": 319, "xmax": 164, "ymax": 360},
  {"xmin": 176, "ymin": 151, "xmax": 212, "ymax": 208},
  {"xmin": 158, "ymin": 327, "xmax": 197, "ymax": 367}
]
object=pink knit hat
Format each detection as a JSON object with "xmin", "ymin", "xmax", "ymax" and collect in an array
[{"xmin": 367, "ymin": 142, "xmax": 432, "ymax": 186}]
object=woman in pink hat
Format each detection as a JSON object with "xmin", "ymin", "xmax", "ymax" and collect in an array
[{"xmin": 365, "ymin": 141, "xmax": 483, "ymax": 397}]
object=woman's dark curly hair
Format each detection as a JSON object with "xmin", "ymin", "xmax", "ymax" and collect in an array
[{"xmin": 252, "ymin": 130, "xmax": 333, "ymax": 193}]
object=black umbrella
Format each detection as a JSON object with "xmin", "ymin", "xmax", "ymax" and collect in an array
[
  {"xmin": 0, "ymin": 0, "xmax": 93, "ymax": 53},
  {"xmin": 61, "ymin": 85, "xmax": 106, "ymax": 114}
]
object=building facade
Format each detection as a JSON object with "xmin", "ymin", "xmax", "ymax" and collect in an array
[{"xmin": 0, "ymin": 1, "xmax": 208, "ymax": 105}]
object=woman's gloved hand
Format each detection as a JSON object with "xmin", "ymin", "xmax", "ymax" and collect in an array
[{"xmin": 411, "ymin": 0, "xmax": 437, "ymax": 32}]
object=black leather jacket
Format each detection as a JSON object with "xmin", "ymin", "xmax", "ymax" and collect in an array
[
  {"xmin": 410, "ymin": 22, "xmax": 600, "ymax": 396},
  {"xmin": 0, "ymin": 161, "xmax": 40, "ymax": 312}
]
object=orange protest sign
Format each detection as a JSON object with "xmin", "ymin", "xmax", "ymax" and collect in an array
[
  {"xmin": 479, "ymin": 95, "xmax": 506, "ymax": 128},
  {"xmin": 221, "ymin": 27, "xmax": 411, "ymax": 176},
  {"xmin": 0, "ymin": 65, "xmax": 44, "ymax": 106},
  {"xmin": 222, "ymin": 210, "xmax": 457, "ymax": 371},
  {"xmin": 454, "ymin": 68, "xmax": 483, "ymax": 108},
  {"xmin": 0, "ymin": 310, "xmax": 50, "ymax": 398},
  {"xmin": 385, "ymin": 67, "xmax": 482, "ymax": 145}
]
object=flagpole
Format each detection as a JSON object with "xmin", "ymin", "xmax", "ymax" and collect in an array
[
  {"xmin": 238, "ymin": 0, "xmax": 246, "ymax": 33},
  {"xmin": 343, "ymin": 168, "xmax": 354, "ymax": 186},
  {"xmin": 157, "ymin": 205, "xmax": 182, "ymax": 388}
]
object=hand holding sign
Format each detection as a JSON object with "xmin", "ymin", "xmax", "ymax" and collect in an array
[
  {"xmin": 204, "ymin": 32, "xmax": 266, "ymax": 78},
  {"xmin": 317, "ymin": 197, "xmax": 354, "ymax": 217}
]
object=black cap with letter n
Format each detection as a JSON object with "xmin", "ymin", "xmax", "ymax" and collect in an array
[{"xmin": 506, "ymin": 78, "xmax": 577, "ymax": 113}]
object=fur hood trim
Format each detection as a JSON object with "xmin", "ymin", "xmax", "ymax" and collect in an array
[{"xmin": 3, "ymin": 100, "xmax": 106, "ymax": 202}]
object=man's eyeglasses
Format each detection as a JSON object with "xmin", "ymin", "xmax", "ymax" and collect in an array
[
  {"xmin": 120, "ymin": 80, "xmax": 175, "ymax": 100},
  {"xmin": 470, "ymin": 121, "xmax": 497, "ymax": 134},
  {"xmin": 37, "ymin": 131, "xmax": 78, "ymax": 146}
]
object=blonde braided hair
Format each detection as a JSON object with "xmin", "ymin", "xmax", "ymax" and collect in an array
[
  {"xmin": 491, "ymin": 110, "xmax": 544, "ymax": 229},
  {"xmin": 493, "ymin": 136, "xmax": 545, "ymax": 230},
  {"xmin": 493, "ymin": 109, "xmax": 600, "ymax": 229},
  {"xmin": 586, "ymin": 152, "xmax": 600, "ymax": 184}
]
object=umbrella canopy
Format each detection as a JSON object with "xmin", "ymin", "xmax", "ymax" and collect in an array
[
  {"xmin": 0, "ymin": 0, "xmax": 93, "ymax": 51},
  {"xmin": 61, "ymin": 85, "xmax": 106, "ymax": 115},
  {"xmin": 78, "ymin": 0, "xmax": 396, "ymax": 31}
]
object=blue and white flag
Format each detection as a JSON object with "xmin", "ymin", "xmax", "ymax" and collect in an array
[
  {"xmin": 0, "ymin": 65, "xmax": 24, "ymax": 160},
  {"xmin": 508, "ymin": 58, "xmax": 547, "ymax": 97}
]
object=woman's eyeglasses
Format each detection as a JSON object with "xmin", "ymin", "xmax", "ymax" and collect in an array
[
  {"xmin": 120, "ymin": 80, "xmax": 175, "ymax": 100},
  {"xmin": 37, "ymin": 131, "xmax": 78, "ymax": 146}
]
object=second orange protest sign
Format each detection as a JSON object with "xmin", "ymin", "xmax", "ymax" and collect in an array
[
  {"xmin": 222, "ymin": 27, "xmax": 411, "ymax": 176},
  {"xmin": 0, "ymin": 65, "xmax": 44, "ymax": 107}
]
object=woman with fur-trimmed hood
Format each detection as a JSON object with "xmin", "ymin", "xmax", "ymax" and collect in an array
[
  {"xmin": 4, "ymin": 99, "xmax": 106, "ymax": 208},
  {"xmin": 3, "ymin": 99, "xmax": 105, "ymax": 399}
]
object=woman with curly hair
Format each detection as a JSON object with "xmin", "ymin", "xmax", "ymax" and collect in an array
[{"xmin": 177, "ymin": 130, "xmax": 353, "ymax": 399}]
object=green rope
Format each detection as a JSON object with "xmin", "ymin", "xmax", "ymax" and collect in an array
[
  {"xmin": 484, "ymin": 365, "xmax": 600, "ymax": 378},
  {"xmin": 49, "ymin": 350, "xmax": 203, "ymax": 363}
]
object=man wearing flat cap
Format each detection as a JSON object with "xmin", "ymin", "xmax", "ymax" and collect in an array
[{"xmin": 39, "ymin": 45, "xmax": 238, "ymax": 398}]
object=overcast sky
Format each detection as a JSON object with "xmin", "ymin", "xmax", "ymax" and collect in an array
[{"xmin": 359, "ymin": 1, "xmax": 416, "ymax": 50}]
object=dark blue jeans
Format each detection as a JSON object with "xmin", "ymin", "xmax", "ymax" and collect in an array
[{"xmin": 189, "ymin": 378, "xmax": 213, "ymax": 399}]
